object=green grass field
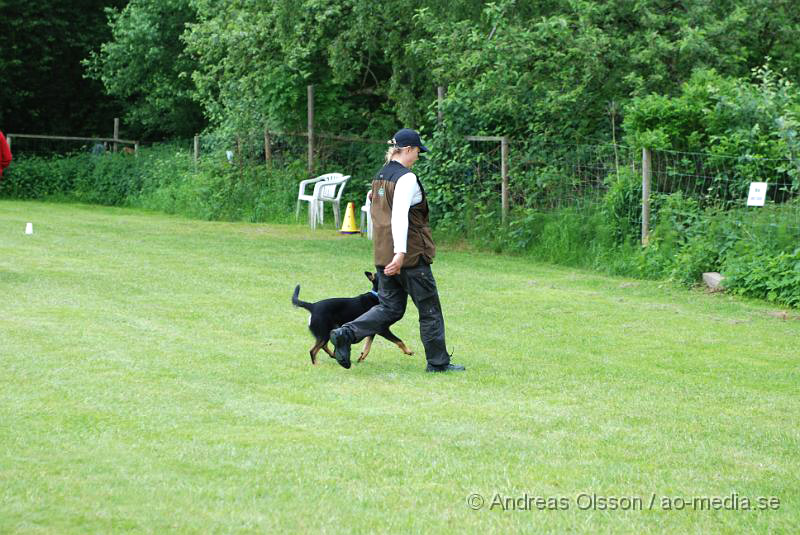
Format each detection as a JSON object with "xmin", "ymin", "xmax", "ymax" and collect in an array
[{"xmin": 1, "ymin": 200, "xmax": 798, "ymax": 534}]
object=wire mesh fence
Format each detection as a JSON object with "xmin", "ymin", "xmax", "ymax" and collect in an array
[
  {"xmin": 461, "ymin": 138, "xmax": 800, "ymax": 240},
  {"xmin": 650, "ymin": 148, "xmax": 800, "ymax": 236},
  {"xmin": 8, "ymin": 123, "xmax": 799, "ymax": 240},
  {"xmin": 188, "ymin": 130, "xmax": 385, "ymax": 209},
  {"xmin": 650, "ymin": 149, "xmax": 799, "ymax": 208},
  {"xmin": 510, "ymin": 142, "xmax": 641, "ymax": 211},
  {"xmin": 462, "ymin": 138, "xmax": 505, "ymax": 208},
  {"xmin": 6, "ymin": 134, "xmax": 138, "ymax": 158}
]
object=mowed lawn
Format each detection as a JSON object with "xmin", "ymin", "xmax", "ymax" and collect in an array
[{"xmin": 0, "ymin": 200, "xmax": 797, "ymax": 534}]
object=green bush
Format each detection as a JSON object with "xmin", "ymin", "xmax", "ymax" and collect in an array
[
  {"xmin": 601, "ymin": 168, "xmax": 643, "ymax": 246},
  {"xmin": 723, "ymin": 246, "xmax": 800, "ymax": 308},
  {"xmin": 0, "ymin": 145, "xmax": 304, "ymax": 224},
  {"xmin": 73, "ymin": 152, "xmax": 141, "ymax": 205},
  {"xmin": 632, "ymin": 198, "xmax": 800, "ymax": 306},
  {"xmin": 623, "ymin": 66, "xmax": 800, "ymax": 204},
  {"xmin": 0, "ymin": 154, "xmax": 87, "ymax": 199},
  {"xmin": 450, "ymin": 202, "xmax": 629, "ymax": 272},
  {"xmin": 415, "ymin": 129, "xmax": 474, "ymax": 231},
  {"xmin": 633, "ymin": 192, "xmax": 706, "ymax": 280}
]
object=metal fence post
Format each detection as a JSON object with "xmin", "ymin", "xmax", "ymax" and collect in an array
[{"xmin": 642, "ymin": 147, "xmax": 652, "ymax": 246}]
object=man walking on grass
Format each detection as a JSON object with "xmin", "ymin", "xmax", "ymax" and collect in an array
[{"xmin": 330, "ymin": 128, "xmax": 465, "ymax": 373}]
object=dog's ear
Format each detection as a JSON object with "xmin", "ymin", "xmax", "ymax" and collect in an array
[{"xmin": 365, "ymin": 271, "xmax": 375, "ymax": 282}]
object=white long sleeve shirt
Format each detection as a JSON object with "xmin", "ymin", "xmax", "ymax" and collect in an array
[{"xmin": 391, "ymin": 172, "xmax": 423, "ymax": 254}]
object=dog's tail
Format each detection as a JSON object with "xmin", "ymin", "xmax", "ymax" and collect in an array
[{"xmin": 292, "ymin": 285, "xmax": 314, "ymax": 312}]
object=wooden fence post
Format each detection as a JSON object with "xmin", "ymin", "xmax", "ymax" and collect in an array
[
  {"xmin": 6, "ymin": 135, "xmax": 11, "ymax": 149},
  {"xmin": 264, "ymin": 128, "xmax": 271, "ymax": 167},
  {"xmin": 307, "ymin": 85, "xmax": 314, "ymax": 176},
  {"xmin": 193, "ymin": 135, "xmax": 199, "ymax": 165},
  {"xmin": 501, "ymin": 137, "xmax": 509, "ymax": 224},
  {"xmin": 113, "ymin": 118, "xmax": 119, "ymax": 153},
  {"xmin": 642, "ymin": 147, "xmax": 652, "ymax": 246},
  {"xmin": 134, "ymin": 142, "xmax": 139, "ymax": 156}
]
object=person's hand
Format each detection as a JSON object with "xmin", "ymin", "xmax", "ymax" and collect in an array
[{"xmin": 384, "ymin": 253, "xmax": 405, "ymax": 276}]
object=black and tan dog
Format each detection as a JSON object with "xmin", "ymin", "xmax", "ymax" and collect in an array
[{"xmin": 292, "ymin": 272, "xmax": 413, "ymax": 365}]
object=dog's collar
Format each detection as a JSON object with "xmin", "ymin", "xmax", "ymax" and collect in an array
[{"xmin": 370, "ymin": 290, "xmax": 379, "ymax": 297}]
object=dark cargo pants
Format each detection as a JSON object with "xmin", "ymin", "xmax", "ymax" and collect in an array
[{"xmin": 343, "ymin": 262, "xmax": 449, "ymax": 368}]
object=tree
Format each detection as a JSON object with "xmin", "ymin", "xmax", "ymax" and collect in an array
[
  {"xmin": 84, "ymin": 0, "xmax": 204, "ymax": 138},
  {"xmin": 1, "ymin": 0, "xmax": 126, "ymax": 136},
  {"xmin": 182, "ymin": 0, "xmax": 491, "ymax": 136},
  {"xmin": 410, "ymin": 0, "xmax": 800, "ymax": 145}
]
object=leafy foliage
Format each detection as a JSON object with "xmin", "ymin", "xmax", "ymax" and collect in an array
[
  {"xmin": 182, "ymin": 0, "xmax": 479, "ymax": 136},
  {"xmin": 84, "ymin": 0, "xmax": 205, "ymax": 138},
  {"xmin": 601, "ymin": 168, "xmax": 644, "ymax": 246},
  {"xmin": 624, "ymin": 67, "xmax": 800, "ymax": 161},
  {"xmin": 5, "ymin": 0, "xmax": 800, "ymax": 144},
  {"xmin": 1, "ymin": 0, "xmax": 126, "ymax": 135},
  {"xmin": 413, "ymin": 0, "xmax": 800, "ymax": 145},
  {"xmin": 0, "ymin": 146, "xmax": 303, "ymax": 223},
  {"xmin": 724, "ymin": 247, "xmax": 800, "ymax": 308}
]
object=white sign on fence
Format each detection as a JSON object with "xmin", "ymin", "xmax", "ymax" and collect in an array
[{"xmin": 747, "ymin": 182, "xmax": 768, "ymax": 206}]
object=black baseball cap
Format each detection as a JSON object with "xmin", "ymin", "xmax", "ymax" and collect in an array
[{"xmin": 391, "ymin": 128, "xmax": 429, "ymax": 153}]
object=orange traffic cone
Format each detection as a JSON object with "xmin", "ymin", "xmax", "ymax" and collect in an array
[{"xmin": 340, "ymin": 202, "xmax": 360, "ymax": 234}]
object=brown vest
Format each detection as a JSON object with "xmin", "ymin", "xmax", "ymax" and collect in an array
[{"xmin": 371, "ymin": 161, "xmax": 436, "ymax": 268}]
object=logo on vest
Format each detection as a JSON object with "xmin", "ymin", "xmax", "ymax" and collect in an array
[{"xmin": 378, "ymin": 187, "xmax": 385, "ymax": 197}]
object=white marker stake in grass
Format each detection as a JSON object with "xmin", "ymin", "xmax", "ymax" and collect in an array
[
  {"xmin": 25, "ymin": 222, "xmax": 33, "ymax": 235},
  {"xmin": 747, "ymin": 182, "xmax": 768, "ymax": 206}
]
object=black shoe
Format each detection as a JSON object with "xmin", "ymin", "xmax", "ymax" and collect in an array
[
  {"xmin": 426, "ymin": 363, "xmax": 466, "ymax": 373},
  {"xmin": 329, "ymin": 328, "xmax": 352, "ymax": 369}
]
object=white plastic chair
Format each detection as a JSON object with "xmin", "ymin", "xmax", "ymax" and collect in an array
[
  {"xmin": 297, "ymin": 173, "xmax": 343, "ymax": 222},
  {"xmin": 313, "ymin": 175, "xmax": 350, "ymax": 229},
  {"xmin": 296, "ymin": 173, "xmax": 350, "ymax": 229},
  {"xmin": 360, "ymin": 190, "xmax": 373, "ymax": 239}
]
